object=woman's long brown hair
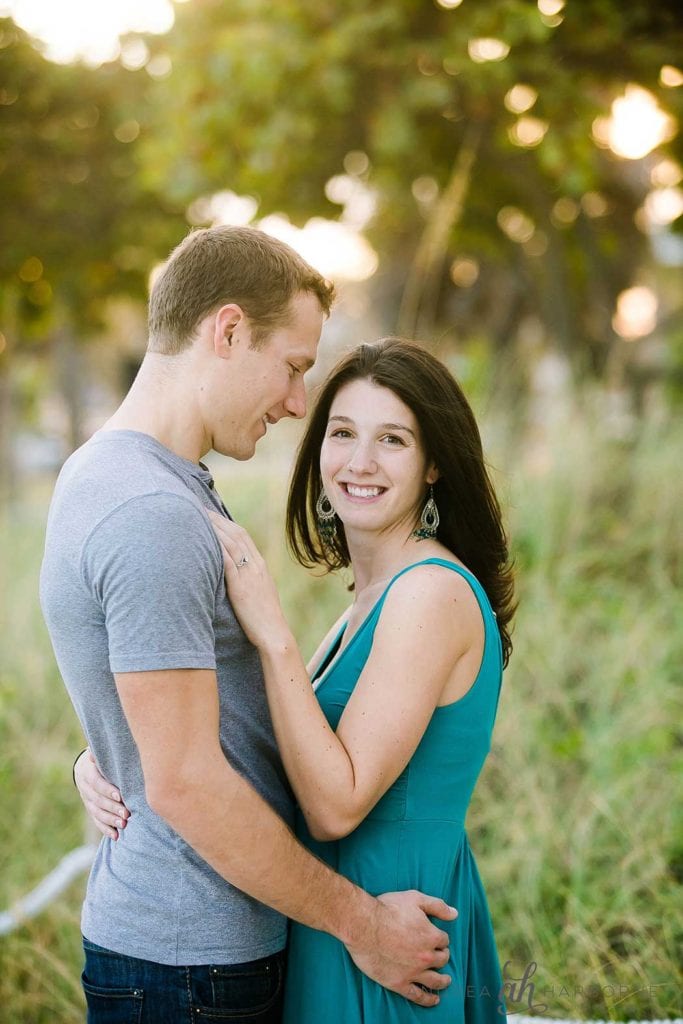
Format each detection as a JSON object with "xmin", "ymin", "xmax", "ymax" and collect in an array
[{"xmin": 286, "ymin": 339, "xmax": 516, "ymax": 666}]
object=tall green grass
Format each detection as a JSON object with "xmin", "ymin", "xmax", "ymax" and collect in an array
[{"xmin": 0, "ymin": 413, "xmax": 680, "ymax": 1022}]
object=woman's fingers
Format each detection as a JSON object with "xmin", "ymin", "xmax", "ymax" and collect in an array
[
  {"xmin": 91, "ymin": 817, "xmax": 119, "ymax": 841},
  {"xmin": 91, "ymin": 778, "xmax": 129, "ymax": 814},
  {"xmin": 218, "ymin": 535, "xmax": 245, "ymax": 576},
  {"xmin": 81, "ymin": 778, "xmax": 129, "ymax": 836},
  {"xmin": 75, "ymin": 748, "xmax": 130, "ymax": 841},
  {"xmin": 82, "ymin": 755, "xmax": 130, "ymax": 817},
  {"xmin": 207, "ymin": 512, "xmax": 261, "ymax": 565},
  {"xmin": 85, "ymin": 797, "xmax": 127, "ymax": 838},
  {"xmin": 215, "ymin": 531, "xmax": 251, "ymax": 578},
  {"xmin": 83, "ymin": 784, "xmax": 129, "ymax": 821}
]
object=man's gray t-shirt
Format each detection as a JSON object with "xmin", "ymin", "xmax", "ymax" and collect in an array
[{"xmin": 40, "ymin": 430, "xmax": 294, "ymax": 965}]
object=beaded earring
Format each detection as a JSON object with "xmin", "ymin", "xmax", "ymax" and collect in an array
[
  {"xmin": 315, "ymin": 489, "xmax": 337, "ymax": 544},
  {"xmin": 413, "ymin": 485, "xmax": 439, "ymax": 540}
]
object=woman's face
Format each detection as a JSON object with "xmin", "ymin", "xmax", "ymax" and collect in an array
[{"xmin": 320, "ymin": 378, "xmax": 438, "ymax": 539}]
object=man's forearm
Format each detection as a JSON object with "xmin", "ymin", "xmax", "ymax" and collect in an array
[{"xmin": 148, "ymin": 748, "xmax": 374, "ymax": 945}]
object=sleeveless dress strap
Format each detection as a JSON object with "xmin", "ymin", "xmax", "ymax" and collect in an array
[
  {"xmin": 373, "ymin": 558, "xmax": 498, "ymax": 635},
  {"xmin": 312, "ymin": 558, "xmax": 503, "ymax": 701},
  {"xmin": 367, "ymin": 558, "xmax": 504, "ymax": 710}
]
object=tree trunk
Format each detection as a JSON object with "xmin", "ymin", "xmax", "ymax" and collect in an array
[
  {"xmin": 0, "ymin": 350, "xmax": 15, "ymax": 507},
  {"xmin": 0, "ymin": 289, "xmax": 18, "ymax": 507},
  {"xmin": 398, "ymin": 122, "xmax": 483, "ymax": 340},
  {"xmin": 55, "ymin": 322, "xmax": 85, "ymax": 454}
]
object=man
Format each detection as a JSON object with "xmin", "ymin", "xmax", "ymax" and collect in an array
[{"xmin": 40, "ymin": 226, "xmax": 455, "ymax": 1022}]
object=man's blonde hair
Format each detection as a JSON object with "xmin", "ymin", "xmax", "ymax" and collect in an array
[{"xmin": 148, "ymin": 226, "xmax": 335, "ymax": 353}]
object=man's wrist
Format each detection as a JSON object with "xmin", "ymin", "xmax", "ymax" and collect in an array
[{"xmin": 331, "ymin": 884, "xmax": 379, "ymax": 949}]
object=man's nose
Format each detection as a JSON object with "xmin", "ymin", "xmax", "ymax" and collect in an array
[{"xmin": 284, "ymin": 377, "xmax": 307, "ymax": 419}]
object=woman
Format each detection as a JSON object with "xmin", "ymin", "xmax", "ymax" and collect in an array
[{"xmin": 75, "ymin": 339, "xmax": 515, "ymax": 1023}]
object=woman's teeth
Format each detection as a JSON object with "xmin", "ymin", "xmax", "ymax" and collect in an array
[{"xmin": 345, "ymin": 485, "xmax": 382, "ymax": 498}]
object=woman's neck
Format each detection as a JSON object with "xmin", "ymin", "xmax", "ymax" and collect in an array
[{"xmin": 346, "ymin": 529, "xmax": 441, "ymax": 597}]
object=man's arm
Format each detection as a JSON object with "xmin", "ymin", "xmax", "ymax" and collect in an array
[{"xmin": 116, "ymin": 667, "xmax": 456, "ymax": 1006}]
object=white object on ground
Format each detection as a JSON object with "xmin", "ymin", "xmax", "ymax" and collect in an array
[{"xmin": 0, "ymin": 844, "xmax": 97, "ymax": 936}]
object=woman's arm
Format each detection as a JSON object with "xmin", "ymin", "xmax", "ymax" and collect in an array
[
  {"xmin": 305, "ymin": 607, "xmax": 351, "ymax": 680},
  {"xmin": 210, "ymin": 515, "xmax": 480, "ymax": 841}
]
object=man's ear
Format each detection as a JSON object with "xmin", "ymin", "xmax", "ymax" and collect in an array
[{"xmin": 213, "ymin": 304, "xmax": 245, "ymax": 358}]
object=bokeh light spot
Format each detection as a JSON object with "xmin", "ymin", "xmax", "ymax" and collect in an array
[
  {"xmin": 581, "ymin": 192, "xmax": 609, "ymax": 217},
  {"xmin": 650, "ymin": 158, "xmax": 682, "ymax": 188},
  {"xmin": 146, "ymin": 54, "xmax": 172, "ymax": 79},
  {"xmin": 612, "ymin": 286, "xmax": 658, "ymax": 340},
  {"xmin": 498, "ymin": 207, "xmax": 535, "ymax": 243},
  {"xmin": 468, "ymin": 38, "xmax": 510, "ymax": 63},
  {"xmin": 552, "ymin": 197, "xmax": 579, "ymax": 226},
  {"xmin": 643, "ymin": 187, "xmax": 683, "ymax": 227},
  {"xmin": 505, "ymin": 84, "xmax": 538, "ymax": 114},
  {"xmin": 509, "ymin": 116, "xmax": 548, "ymax": 147},
  {"xmin": 120, "ymin": 38, "xmax": 149, "ymax": 71},
  {"xmin": 19, "ymin": 257, "xmax": 43, "ymax": 282},
  {"xmin": 593, "ymin": 85, "xmax": 677, "ymax": 160},
  {"xmin": 114, "ymin": 120, "xmax": 141, "ymax": 143},
  {"xmin": 343, "ymin": 151, "xmax": 370, "ymax": 177},
  {"xmin": 450, "ymin": 257, "xmax": 479, "ymax": 287},
  {"xmin": 660, "ymin": 65, "xmax": 683, "ymax": 88},
  {"xmin": 412, "ymin": 176, "xmax": 440, "ymax": 204}
]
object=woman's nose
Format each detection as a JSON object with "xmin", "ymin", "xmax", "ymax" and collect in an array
[{"xmin": 346, "ymin": 442, "xmax": 377, "ymax": 474}]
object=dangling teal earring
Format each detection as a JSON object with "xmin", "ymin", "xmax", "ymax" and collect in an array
[
  {"xmin": 316, "ymin": 489, "xmax": 337, "ymax": 544},
  {"xmin": 413, "ymin": 485, "xmax": 439, "ymax": 540}
]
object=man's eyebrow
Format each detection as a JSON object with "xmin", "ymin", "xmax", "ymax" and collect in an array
[{"xmin": 328, "ymin": 415, "xmax": 415, "ymax": 437}]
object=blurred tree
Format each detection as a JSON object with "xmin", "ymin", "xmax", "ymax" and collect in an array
[
  {"xmin": 0, "ymin": 18, "xmax": 183, "ymax": 493},
  {"xmin": 141, "ymin": 0, "xmax": 683, "ymax": 385}
]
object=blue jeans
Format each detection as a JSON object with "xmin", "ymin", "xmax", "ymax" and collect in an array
[{"xmin": 82, "ymin": 937, "xmax": 285, "ymax": 1023}]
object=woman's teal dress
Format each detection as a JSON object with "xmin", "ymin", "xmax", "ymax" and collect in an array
[{"xmin": 283, "ymin": 558, "xmax": 507, "ymax": 1023}]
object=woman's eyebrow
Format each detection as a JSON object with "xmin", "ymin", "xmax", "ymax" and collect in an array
[
  {"xmin": 381, "ymin": 422, "xmax": 415, "ymax": 436},
  {"xmin": 328, "ymin": 415, "xmax": 415, "ymax": 437}
]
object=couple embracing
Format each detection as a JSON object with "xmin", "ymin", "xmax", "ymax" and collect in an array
[{"xmin": 41, "ymin": 225, "xmax": 514, "ymax": 1023}]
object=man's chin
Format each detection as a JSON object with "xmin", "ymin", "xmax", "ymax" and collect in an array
[{"xmin": 213, "ymin": 438, "xmax": 258, "ymax": 462}]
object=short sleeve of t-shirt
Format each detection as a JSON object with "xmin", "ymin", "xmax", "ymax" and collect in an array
[{"xmin": 80, "ymin": 491, "xmax": 221, "ymax": 673}]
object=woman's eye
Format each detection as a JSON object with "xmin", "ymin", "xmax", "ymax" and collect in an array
[
  {"xmin": 330, "ymin": 428, "xmax": 352, "ymax": 439},
  {"xmin": 383, "ymin": 435, "xmax": 405, "ymax": 446}
]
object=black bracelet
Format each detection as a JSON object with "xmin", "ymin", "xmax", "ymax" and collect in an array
[{"xmin": 72, "ymin": 747, "xmax": 88, "ymax": 788}]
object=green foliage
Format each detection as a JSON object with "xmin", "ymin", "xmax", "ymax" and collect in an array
[
  {"xmin": 0, "ymin": 18, "xmax": 184, "ymax": 338},
  {"xmin": 128, "ymin": 0, "xmax": 683, "ymax": 374},
  {"xmin": 477, "ymin": 413, "xmax": 682, "ymax": 1019},
  {"xmin": 0, "ymin": 493, "xmax": 88, "ymax": 1021},
  {"xmin": 2, "ymin": 2, "xmax": 682, "ymax": 383},
  {"xmin": 1, "ymin": 413, "xmax": 680, "ymax": 1020}
]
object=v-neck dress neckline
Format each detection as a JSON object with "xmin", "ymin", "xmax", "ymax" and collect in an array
[{"xmin": 312, "ymin": 556, "xmax": 492, "ymax": 692}]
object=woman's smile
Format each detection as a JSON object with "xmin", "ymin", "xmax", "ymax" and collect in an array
[{"xmin": 338, "ymin": 483, "xmax": 387, "ymax": 501}]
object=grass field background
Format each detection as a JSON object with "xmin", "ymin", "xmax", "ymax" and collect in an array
[{"xmin": 1, "ymin": 407, "xmax": 681, "ymax": 1022}]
